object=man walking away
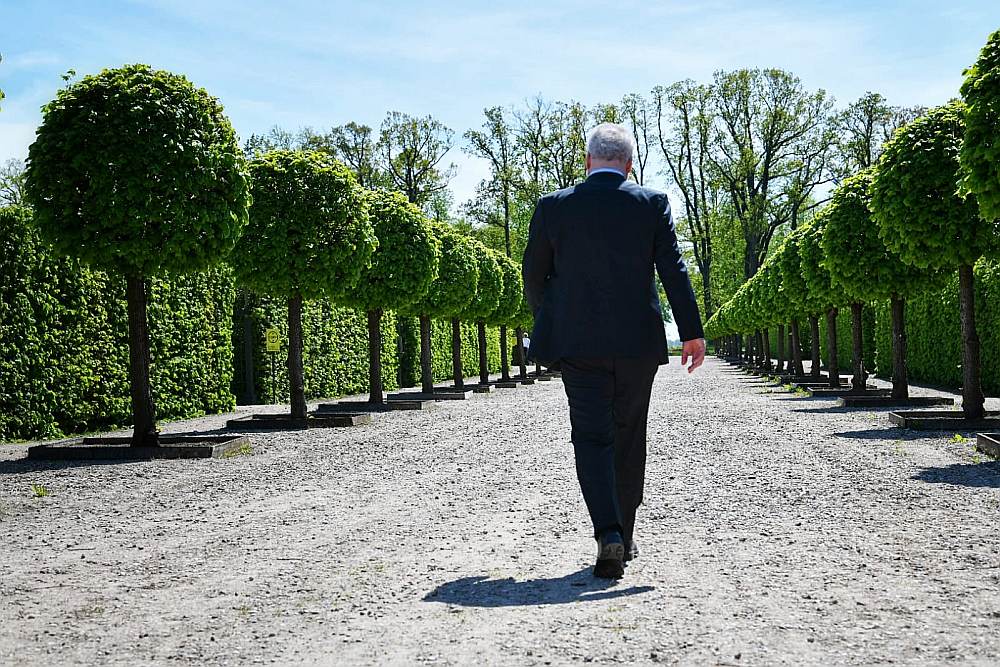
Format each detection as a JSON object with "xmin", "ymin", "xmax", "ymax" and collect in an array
[{"xmin": 522, "ymin": 123, "xmax": 705, "ymax": 579}]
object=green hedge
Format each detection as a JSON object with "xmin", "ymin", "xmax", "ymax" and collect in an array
[
  {"xmin": 872, "ymin": 259, "xmax": 1000, "ymax": 395},
  {"xmin": 1, "ymin": 206, "xmax": 236, "ymax": 442},
  {"xmin": 231, "ymin": 298, "xmax": 504, "ymax": 405},
  {"xmin": 2, "ymin": 203, "xmax": 512, "ymax": 442}
]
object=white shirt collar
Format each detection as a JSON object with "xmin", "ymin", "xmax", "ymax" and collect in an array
[{"xmin": 588, "ymin": 167, "xmax": 626, "ymax": 178}]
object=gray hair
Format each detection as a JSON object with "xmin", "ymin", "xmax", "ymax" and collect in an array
[{"xmin": 586, "ymin": 123, "xmax": 635, "ymax": 163}]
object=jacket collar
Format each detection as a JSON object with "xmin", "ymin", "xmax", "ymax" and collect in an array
[{"xmin": 585, "ymin": 170, "xmax": 627, "ymax": 185}]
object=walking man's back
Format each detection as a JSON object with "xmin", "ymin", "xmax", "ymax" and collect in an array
[{"xmin": 522, "ymin": 122, "xmax": 706, "ymax": 579}]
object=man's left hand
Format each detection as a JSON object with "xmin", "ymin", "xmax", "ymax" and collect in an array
[{"xmin": 681, "ymin": 338, "xmax": 706, "ymax": 374}]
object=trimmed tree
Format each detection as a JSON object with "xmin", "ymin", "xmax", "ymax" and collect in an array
[
  {"xmin": 24, "ymin": 64, "xmax": 250, "ymax": 445},
  {"xmin": 799, "ymin": 216, "xmax": 847, "ymax": 388},
  {"xmin": 345, "ymin": 189, "xmax": 439, "ymax": 404},
  {"xmin": 232, "ymin": 150, "xmax": 376, "ymax": 418},
  {"xmin": 489, "ymin": 252, "xmax": 523, "ymax": 382},
  {"xmin": 777, "ymin": 230, "xmax": 807, "ymax": 376},
  {"xmin": 400, "ymin": 224, "xmax": 478, "ymax": 394},
  {"xmin": 870, "ymin": 101, "xmax": 995, "ymax": 418},
  {"xmin": 960, "ymin": 28, "xmax": 1000, "ymax": 223},
  {"xmin": 823, "ymin": 170, "xmax": 944, "ymax": 399},
  {"xmin": 455, "ymin": 240, "xmax": 502, "ymax": 388}
]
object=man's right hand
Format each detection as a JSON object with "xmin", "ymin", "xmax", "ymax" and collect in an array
[{"xmin": 681, "ymin": 338, "xmax": 706, "ymax": 374}]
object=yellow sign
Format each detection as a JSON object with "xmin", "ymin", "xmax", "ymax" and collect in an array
[{"xmin": 265, "ymin": 328, "xmax": 281, "ymax": 352}]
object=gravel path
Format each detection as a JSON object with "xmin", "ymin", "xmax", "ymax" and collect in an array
[{"xmin": 2, "ymin": 358, "xmax": 1000, "ymax": 665}]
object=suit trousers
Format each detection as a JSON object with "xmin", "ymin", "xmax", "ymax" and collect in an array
[{"xmin": 560, "ymin": 357, "xmax": 660, "ymax": 540}]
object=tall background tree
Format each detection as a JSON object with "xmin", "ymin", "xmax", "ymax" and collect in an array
[
  {"xmin": 378, "ymin": 111, "xmax": 456, "ymax": 209},
  {"xmin": 711, "ymin": 68, "xmax": 835, "ymax": 279},
  {"xmin": 654, "ymin": 80, "xmax": 720, "ymax": 317}
]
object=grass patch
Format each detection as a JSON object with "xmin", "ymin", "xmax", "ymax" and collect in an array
[
  {"xmin": 223, "ymin": 443, "xmax": 253, "ymax": 459},
  {"xmin": 30, "ymin": 483, "xmax": 50, "ymax": 498}
]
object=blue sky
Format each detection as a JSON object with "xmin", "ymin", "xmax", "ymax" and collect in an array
[
  {"xmin": 4, "ymin": 1, "xmax": 996, "ymax": 340},
  {"xmin": 2, "ymin": 0, "xmax": 998, "ymax": 205},
  {"xmin": 3, "ymin": 1, "xmax": 998, "ymax": 193}
]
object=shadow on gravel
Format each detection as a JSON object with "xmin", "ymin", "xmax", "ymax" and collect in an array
[
  {"xmin": 832, "ymin": 428, "xmax": 929, "ymax": 442},
  {"xmin": 423, "ymin": 567, "xmax": 654, "ymax": 607},
  {"xmin": 912, "ymin": 462, "xmax": 1000, "ymax": 488}
]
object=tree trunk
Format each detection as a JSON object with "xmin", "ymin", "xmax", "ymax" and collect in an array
[
  {"xmin": 126, "ymin": 275, "xmax": 158, "ymax": 446},
  {"xmin": 242, "ymin": 311, "xmax": 257, "ymax": 405},
  {"xmin": 790, "ymin": 319, "xmax": 804, "ymax": 376},
  {"xmin": 762, "ymin": 329, "xmax": 771, "ymax": 372},
  {"xmin": 776, "ymin": 324, "xmax": 785, "ymax": 375},
  {"xmin": 850, "ymin": 302, "xmax": 866, "ymax": 393},
  {"xmin": 419, "ymin": 314, "xmax": 433, "ymax": 395},
  {"xmin": 478, "ymin": 321, "xmax": 490, "ymax": 386},
  {"xmin": 890, "ymin": 295, "xmax": 909, "ymax": 400},
  {"xmin": 451, "ymin": 318, "xmax": 464, "ymax": 388},
  {"xmin": 516, "ymin": 326, "xmax": 528, "ymax": 379},
  {"xmin": 959, "ymin": 264, "xmax": 985, "ymax": 419},
  {"xmin": 788, "ymin": 327, "xmax": 794, "ymax": 373},
  {"xmin": 701, "ymin": 271, "xmax": 714, "ymax": 323},
  {"xmin": 287, "ymin": 294, "xmax": 307, "ymax": 418},
  {"xmin": 367, "ymin": 309, "xmax": 383, "ymax": 405},
  {"xmin": 499, "ymin": 325, "xmax": 510, "ymax": 381},
  {"xmin": 809, "ymin": 315, "xmax": 821, "ymax": 378},
  {"xmin": 825, "ymin": 308, "xmax": 841, "ymax": 388}
]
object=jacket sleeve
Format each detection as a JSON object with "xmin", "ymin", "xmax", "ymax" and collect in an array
[
  {"xmin": 521, "ymin": 198, "xmax": 553, "ymax": 316},
  {"xmin": 653, "ymin": 194, "xmax": 705, "ymax": 341}
]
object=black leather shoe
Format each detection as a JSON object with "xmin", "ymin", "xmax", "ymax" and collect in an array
[
  {"xmin": 624, "ymin": 538, "xmax": 639, "ymax": 563},
  {"xmin": 594, "ymin": 531, "xmax": 625, "ymax": 579}
]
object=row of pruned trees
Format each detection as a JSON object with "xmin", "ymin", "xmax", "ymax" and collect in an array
[
  {"xmin": 22, "ymin": 64, "xmax": 533, "ymax": 446},
  {"xmin": 705, "ymin": 29, "xmax": 1000, "ymax": 419}
]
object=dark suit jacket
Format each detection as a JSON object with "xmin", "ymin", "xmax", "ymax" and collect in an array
[{"xmin": 521, "ymin": 171, "xmax": 704, "ymax": 367}]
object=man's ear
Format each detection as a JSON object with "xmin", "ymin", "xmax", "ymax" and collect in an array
[
  {"xmin": 585, "ymin": 154, "xmax": 592, "ymax": 172},
  {"xmin": 625, "ymin": 159, "xmax": 634, "ymax": 175}
]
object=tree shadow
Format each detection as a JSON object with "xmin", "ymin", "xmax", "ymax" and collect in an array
[
  {"xmin": 423, "ymin": 567, "xmax": 655, "ymax": 607},
  {"xmin": 832, "ymin": 427, "xmax": 931, "ymax": 442},
  {"xmin": 912, "ymin": 462, "xmax": 1000, "ymax": 488},
  {"xmin": 791, "ymin": 406, "xmax": 856, "ymax": 414}
]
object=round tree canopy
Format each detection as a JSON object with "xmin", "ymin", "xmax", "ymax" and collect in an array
[
  {"xmin": 777, "ymin": 228, "xmax": 810, "ymax": 317},
  {"xmin": 961, "ymin": 28, "xmax": 1000, "ymax": 222},
  {"xmin": 870, "ymin": 100, "xmax": 992, "ymax": 269},
  {"xmin": 347, "ymin": 189, "xmax": 439, "ymax": 313},
  {"xmin": 753, "ymin": 257, "xmax": 785, "ymax": 327},
  {"xmin": 232, "ymin": 150, "xmax": 376, "ymax": 301},
  {"xmin": 513, "ymin": 298, "xmax": 534, "ymax": 332},
  {"xmin": 460, "ymin": 240, "xmax": 502, "ymax": 322},
  {"xmin": 488, "ymin": 251, "xmax": 523, "ymax": 326},
  {"xmin": 823, "ymin": 170, "xmax": 943, "ymax": 301},
  {"xmin": 799, "ymin": 215, "xmax": 843, "ymax": 311},
  {"xmin": 401, "ymin": 223, "xmax": 478, "ymax": 318},
  {"xmin": 25, "ymin": 64, "xmax": 250, "ymax": 277}
]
